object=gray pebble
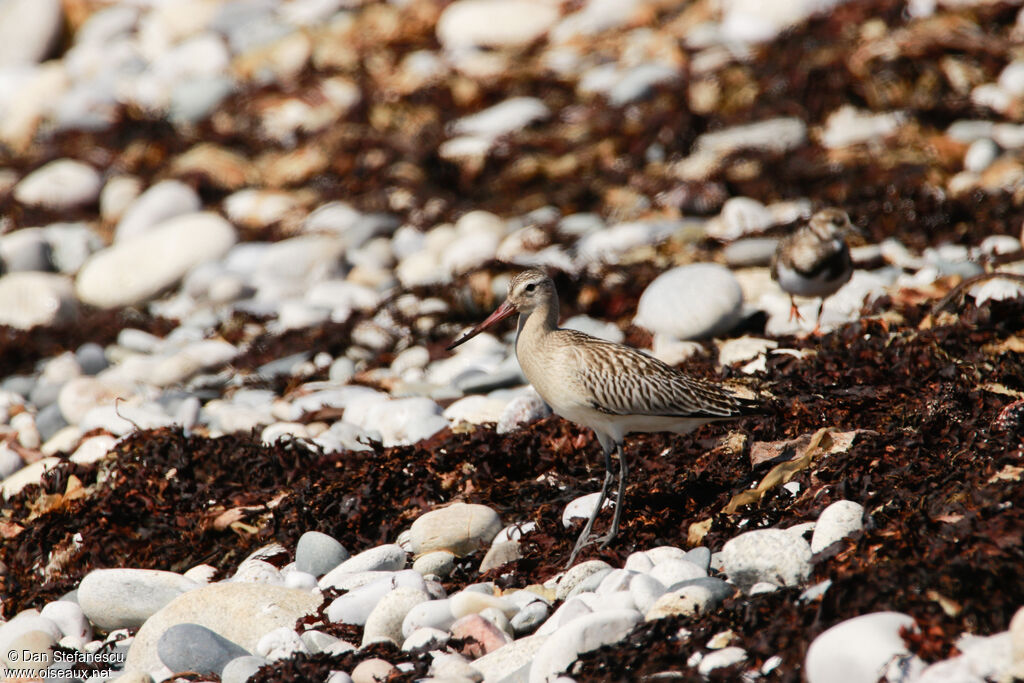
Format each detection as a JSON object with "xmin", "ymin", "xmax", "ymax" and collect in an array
[
  {"xmin": 1, "ymin": 375, "xmax": 35, "ymax": 397},
  {"xmin": 510, "ymin": 600, "xmax": 549, "ymax": 636},
  {"xmin": 157, "ymin": 623, "xmax": 250, "ymax": 676},
  {"xmin": 295, "ymin": 531, "xmax": 349, "ymax": 577},
  {"xmin": 683, "ymin": 547, "xmax": 711, "ymax": 572},
  {"xmin": 74, "ymin": 343, "xmax": 108, "ymax": 375},
  {"xmin": 29, "ymin": 382, "xmax": 61, "ymax": 410},
  {"xmin": 35, "ymin": 403, "xmax": 68, "ymax": 442},
  {"xmin": 0, "ymin": 227, "xmax": 53, "ymax": 272}
]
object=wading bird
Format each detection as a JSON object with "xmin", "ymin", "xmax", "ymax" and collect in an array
[{"xmin": 448, "ymin": 269, "xmax": 763, "ymax": 566}]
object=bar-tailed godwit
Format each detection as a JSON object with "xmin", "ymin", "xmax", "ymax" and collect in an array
[{"xmin": 448, "ymin": 269, "xmax": 763, "ymax": 566}]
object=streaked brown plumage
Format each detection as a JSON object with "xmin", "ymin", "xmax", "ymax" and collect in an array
[
  {"xmin": 448, "ymin": 269, "xmax": 763, "ymax": 565},
  {"xmin": 771, "ymin": 208, "xmax": 857, "ymax": 332}
]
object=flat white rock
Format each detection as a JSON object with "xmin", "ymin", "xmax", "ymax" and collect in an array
[
  {"xmin": 0, "ymin": 272, "xmax": 76, "ymax": 329},
  {"xmin": 0, "ymin": 0, "xmax": 62, "ymax": 66},
  {"xmin": 342, "ymin": 397, "xmax": 447, "ymax": 447},
  {"xmin": 409, "ymin": 502, "xmax": 502, "ymax": 556},
  {"xmin": 529, "ymin": 609, "xmax": 642, "ymax": 683},
  {"xmin": 13, "ymin": 159, "xmax": 101, "ymax": 209},
  {"xmin": 78, "ymin": 568, "xmax": 200, "ymax": 631},
  {"xmin": 115, "ymin": 179, "xmax": 202, "ymax": 242},
  {"xmin": 810, "ymin": 500, "xmax": 865, "ymax": 553},
  {"xmin": 76, "ymin": 212, "xmax": 237, "ymax": 308},
  {"xmin": 805, "ymin": 611, "xmax": 925, "ymax": 683},
  {"xmin": 437, "ymin": 0, "xmax": 559, "ymax": 49},
  {"xmin": 634, "ymin": 264, "xmax": 743, "ymax": 340},
  {"xmin": 125, "ymin": 583, "xmax": 320, "ymax": 676},
  {"xmin": 720, "ymin": 528, "xmax": 812, "ymax": 589},
  {"xmin": 361, "ymin": 587, "xmax": 432, "ymax": 647}
]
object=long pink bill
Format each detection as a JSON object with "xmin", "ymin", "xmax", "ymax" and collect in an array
[{"xmin": 446, "ymin": 300, "xmax": 517, "ymax": 350}]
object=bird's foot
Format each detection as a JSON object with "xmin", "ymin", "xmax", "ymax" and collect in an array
[
  {"xmin": 565, "ymin": 534, "xmax": 596, "ymax": 568},
  {"xmin": 596, "ymin": 530, "xmax": 618, "ymax": 550}
]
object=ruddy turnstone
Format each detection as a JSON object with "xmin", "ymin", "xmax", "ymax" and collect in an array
[{"xmin": 771, "ymin": 208, "xmax": 858, "ymax": 333}]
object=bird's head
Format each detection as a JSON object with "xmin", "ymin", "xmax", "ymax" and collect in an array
[
  {"xmin": 809, "ymin": 208, "xmax": 863, "ymax": 241},
  {"xmin": 446, "ymin": 268, "xmax": 555, "ymax": 350}
]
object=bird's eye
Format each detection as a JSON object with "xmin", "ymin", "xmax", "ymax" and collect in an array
[{"xmin": 525, "ymin": 283, "xmax": 537, "ymax": 293}]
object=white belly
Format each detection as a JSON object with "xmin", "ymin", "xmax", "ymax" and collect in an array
[
  {"xmin": 775, "ymin": 261, "xmax": 851, "ymax": 298},
  {"xmin": 555, "ymin": 403, "xmax": 715, "ymax": 444}
]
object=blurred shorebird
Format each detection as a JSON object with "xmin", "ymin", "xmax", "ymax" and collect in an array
[
  {"xmin": 447, "ymin": 269, "xmax": 763, "ymax": 566},
  {"xmin": 771, "ymin": 208, "xmax": 858, "ymax": 334}
]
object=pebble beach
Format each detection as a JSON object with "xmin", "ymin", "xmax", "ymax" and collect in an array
[{"xmin": 2, "ymin": 0, "xmax": 1024, "ymax": 681}]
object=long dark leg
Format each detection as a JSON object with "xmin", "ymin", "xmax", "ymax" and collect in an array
[
  {"xmin": 599, "ymin": 443, "xmax": 627, "ymax": 548},
  {"xmin": 566, "ymin": 439, "xmax": 614, "ymax": 567}
]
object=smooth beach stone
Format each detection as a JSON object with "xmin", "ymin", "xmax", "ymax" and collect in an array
[
  {"xmin": 412, "ymin": 550, "xmax": 457, "ymax": 578},
  {"xmin": 402, "ymin": 598, "xmax": 456, "ymax": 638},
  {"xmin": 451, "ymin": 613, "xmax": 513, "ymax": 659},
  {"xmin": 0, "ymin": 272, "xmax": 76, "ymax": 329},
  {"xmin": 562, "ymin": 491, "xmax": 614, "ymax": 528},
  {"xmin": 221, "ymin": 655, "xmax": 269, "ymax": 683},
  {"xmin": 634, "ymin": 263, "xmax": 743, "ymax": 340},
  {"xmin": 157, "ymin": 623, "xmax": 250, "ymax": 676},
  {"xmin": 648, "ymin": 559, "xmax": 707, "ymax": 586},
  {"xmin": 409, "ymin": 502, "xmax": 502, "ymax": 556},
  {"xmin": 683, "ymin": 547, "xmax": 712, "ymax": 572},
  {"xmin": 114, "ymin": 179, "xmax": 201, "ymax": 242},
  {"xmin": 643, "ymin": 578, "xmax": 733, "ymax": 620},
  {"xmin": 430, "ymin": 651, "xmax": 483, "ymax": 680},
  {"xmin": 39, "ymin": 600, "xmax": 91, "ymax": 641},
  {"xmin": 479, "ymin": 540, "xmax": 523, "ymax": 572},
  {"xmin": 536, "ymin": 597, "xmax": 594, "ymax": 637},
  {"xmin": 75, "ymin": 212, "xmax": 237, "ymax": 308},
  {"xmin": 255, "ymin": 626, "xmax": 310, "ymax": 660},
  {"xmin": 529, "ymin": 609, "xmax": 642, "ymax": 683},
  {"xmin": 320, "ymin": 544, "xmax": 407, "ymax": 584},
  {"xmin": 720, "ymin": 528, "xmax": 812, "ymax": 590},
  {"xmin": 0, "ymin": 0, "xmax": 62, "ymax": 66},
  {"xmin": 450, "ymin": 590, "xmax": 518, "ymax": 619},
  {"xmin": 327, "ymin": 572, "xmax": 425, "ymax": 625},
  {"xmin": 511, "ymin": 600, "xmax": 550, "ymax": 636},
  {"xmin": 124, "ymin": 583, "xmax": 320, "ymax": 676},
  {"xmin": 1, "ymin": 457, "xmax": 61, "ymax": 499},
  {"xmin": 2, "ymin": 629, "xmax": 55, "ymax": 674},
  {"xmin": 699, "ymin": 646, "xmax": 748, "ymax": 675},
  {"xmin": 628, "ymin": 574, "xmax": 667, "ymax": 615},
  {"xmin": 0, "ymin": 613, "xmax": 62, "ymax": 668},
  {"xmin": 99, "ymin": 175, "xmax": 143, "ymax": 223},
  {"xmin": 437, "ymin": 0, "xmax": 559, "ymax": 50},
  {"xmin": 805, "ymin": 612, "xmax": 925, "ymax": 683},
  {"xmin": 403, "ymin": 626, "xmax": 451, "ymax": 652},
  {"xmin": 473, "ymin": 632, "xmax": 549, "ymax": 683},
  {"xmin": 295, "ymin": 531, "xmax": 349, "ymax": 577},
  {"xmin": 352, "ymin": 658, "xmax": 398, "ymax": 683},
  {"xmin": 362, "ymin": 587, "xmax": 432, "ymax": 647},
  {"xmin": 810, "ymin": 500, "xmax": 865, "ymax": 553},
  {"xmin": 78, "ymin": 568, "xmax": 200, "ymax": 631},
  {"xmin": 0, "ymin": 227, "xmax": 52, "ymax": 272},
  {"xmin": 342, "ymin": 396, "xmax": 447, "ymax": 447},
  {"xmin": 556, "ymin": 560, "xmax": 613, "ymax": 601},
  {"xmin": 13, "ymin": 159, "xmax": 101, "ymax": 210}
]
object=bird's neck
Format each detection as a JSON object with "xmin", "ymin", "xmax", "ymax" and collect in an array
[{"xmin": 516, "ymin": 296, "xmax": 560, "ymax": 348}]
